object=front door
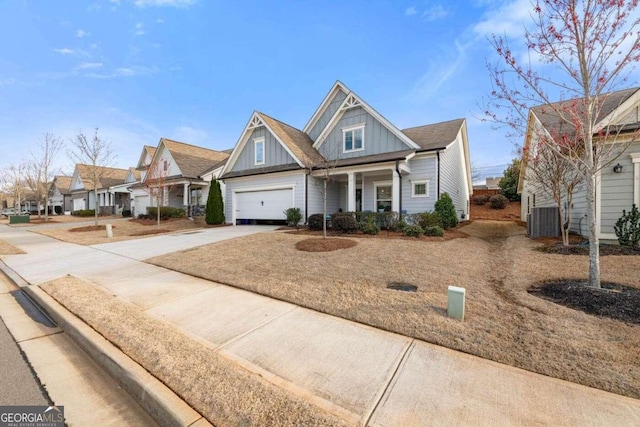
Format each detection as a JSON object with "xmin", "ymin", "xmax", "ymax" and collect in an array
[{"xmin": 356, "ymin": 189, "xmax": 362, "ymax": 212}]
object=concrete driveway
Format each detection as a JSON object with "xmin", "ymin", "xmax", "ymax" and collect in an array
[{"xmin": 90, "ymin": 225, "xmax": 277, "ymax": 260}]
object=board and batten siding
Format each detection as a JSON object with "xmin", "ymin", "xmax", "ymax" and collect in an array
[
  {"xmin": 318, "ymin": 106, "xmax": 409, "ymax": 160},
  {"xmin": 308, "ymin": 89, "xmax": 348, "ymax": 142},
  {"xmin": 403, "ymin": 156, "xmax": 437, "ymax": 214},
  {"xmin": 307, "ymin": 179, "xmax": 341, "ymax": 217},
  {"xmin": 224, "ymin": 172, "xmax": 306, "ymax": 224},
  {"xmin": 439, "ymin": 132, "xmax": 470, "ymax": 219},
  {"xmin": 231, "ymin": 127, "xmax": 297, "ymax": 172}
]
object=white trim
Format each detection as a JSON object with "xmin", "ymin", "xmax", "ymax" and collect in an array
[
  {"xmin": 412, "ymin": 153, "xmax": 437, "ymax": 160},
  {"xmin": 310, "ymin": 162, "xmax": 397, "ymax": 177},
  {"xmin": 254, "ymin": 137, "xmax": 265, "ymax": 165},
  {"xmin": 411, "ymin": 180, "xmax": 430, "ymax": 198},
  {"xmin": 631, "ymin": 152, "xmax": 640, "ymax": 206},
  {"xmin": 303, "ymin": 81, "xmax": 349, "ymax": 134},
  {"xmin": 223, "ymin": 169, "xmax": 305, "ymax": 183},
  {"xmin": 373, "ymin": 180, "xmax": 393, "ymax": 212},
  {"xmin": 594, "ymin": 89, "xmax": 640, "ymax": 131},
  {"xmin": 596, "ymin": 169, "xmax": 602, "ymax": 237},
  {"xmin": 342, "ymin": 124, "xmax": 365, "ymax": 153},
  {"xmin": 599, "ymin": 232, "xmax": 618, "ymax": 240},
  {"xmin": 231, "ymin": 184, "xmax": 296, "ymax": 225}
]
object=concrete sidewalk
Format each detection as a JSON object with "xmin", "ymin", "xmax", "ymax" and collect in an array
[{"xmin": 1, "ymin": 224, "xmax": 639, "ymax": 426}]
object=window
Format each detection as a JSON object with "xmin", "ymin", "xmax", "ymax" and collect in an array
[
  {"xmin": 412, "ymin": 180, "xmax": 429, "ymax": 197},
  {"xmin": 254, "ymin": 137, "xmax": 265, "ymax": 165},
  {"xmin": 342, "ymin": 124, "xmax": 365, "ymax": 153},
  {"xmin": 374, "ymin": 182, "xmax": 392, "ymax": 212}
]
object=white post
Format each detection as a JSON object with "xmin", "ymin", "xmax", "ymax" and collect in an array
[
  {"xmin": 447, "ymin": 286, "xmax": 466, "ymax": 320},
  {"xmin": 105, "ymin": 223, "xmax": 113, "ymax": 238},
  {"xmin": 347, "ymin": 172, "xmax": 356, "ymax": 212},
  {"xmin": 392, "ymin": 169, "xmax": 400, "ymax": 213}
]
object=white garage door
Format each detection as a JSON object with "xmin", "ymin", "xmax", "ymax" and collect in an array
[
  {"xmin": 134, "ymin": 195, "xmax": 150, "ymax": 216},
  {"xmin": 235, "ymin": 188, "xmax": 293, "ymax": 220},
  {"xmin": 73, "ymin": 198, "xmax": 85, "ymax": 211}
]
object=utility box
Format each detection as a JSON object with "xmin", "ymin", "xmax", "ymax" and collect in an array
[
  {"xmin": 528, "ymin": 207, "xmax": 560, "ymax": 238},
  {"xmin": 9, "ymin": 215, "xmax": 30, "ymax": 224},
  {"xmin": 447, "ymin": 286, "xmax": 466, "ymax": 320}
]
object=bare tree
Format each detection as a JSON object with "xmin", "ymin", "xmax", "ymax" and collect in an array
[
  {"xmin": 24, "ymin": 133, "xmax": 65, "ymax": 220},
  {"xmin": 484, "ymin": 0, "xmax": 640, "ymax": 288},
  {"xmin": 4, "ymin": 163, "xmax": 27, "ymax": 213},
  {"xmin": 144, "ymin": 157, "xmax": 174, "ymax": 229},
  {"xmin": 310, "ymin": 155, "xmax": 340, "ymax": 239},
  {"xmin": 69, "ymin": 128, "xmax": 116, "ymax": 226}
]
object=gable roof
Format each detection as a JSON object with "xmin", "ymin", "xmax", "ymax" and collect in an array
[
  {"xmin": 259, "ymin": 113, "xmax": 325, "ymax": 166},
  {"xmin": 51, "ymin": 175, "xmax": 72, "ymax": 193},
  {"xmin": 402, "ymin": 118, "xmax": 465, "ymax": 151},
  {"xmin": 303, "ymin": 81, "xmax": 349, "ymax": 134},
  {"xmin": 73, "ymin": 164, "xmax": 129, "ymax": 191},
  {"xmin": 137, "ymin": 145, "xmax": 157, "ymax": 169},
  {"xmin": 159, "ymin": 138, "xmax": 230, "ymax": 179}
]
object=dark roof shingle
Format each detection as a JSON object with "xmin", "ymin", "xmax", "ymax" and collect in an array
[{"xmin": 401, "ymin": 118, "xmax": 465, "ymax": 151}]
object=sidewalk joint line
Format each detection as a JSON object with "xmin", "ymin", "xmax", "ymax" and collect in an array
[{"xmin": 17, "ymin": 330, "xmax": 64, "ymax": 343}]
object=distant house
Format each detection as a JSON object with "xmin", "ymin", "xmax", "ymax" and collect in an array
[
  {"xmin": 519, "ymin": 87, "xmax": 640, "ymax": 239},
  {"xmin": 139, "ymin": 138, "xmax": 230, "ymax": 217},
  {"xmin": 49, "ymin": 175, "xmax": 73, "ymax": 214},
  {"xmin": 220, "ymin": 81, "xmax": 472, "ymax": 224},
  {"xmin": 69, "ymin": 164, "xmax": 130, "ymax": 212}
]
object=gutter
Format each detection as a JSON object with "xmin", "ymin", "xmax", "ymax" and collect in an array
[
  {"xmin": 304, "ymin": 170, "xmax": 309, "ymax": 223},
  {"xmin": 436, "ymin": 150, "xmax": 441, "ymax": 199},
  {"xmin": 395, "ymin": 160, "xmax": 403, "ymax": 214}
]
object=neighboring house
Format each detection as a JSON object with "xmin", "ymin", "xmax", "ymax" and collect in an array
[
  {"xmin": 128, "ymin": 145, "xmax": 156, "ymax": 217},
  {"xmin": 49, "ymin": 175, "xmax": 73, "ymax": 214},
  {"xmin": 220, "ymin": 81, "xmax": 472, "ymax": 225},
  {"xmin": 140, "ymin": 138, "xmax": 230, "ymax": 217},
  {"xmin": 472, "ymin": 177, "xmax": 502, "ymax": 194},
  {"xmin": 69, "ymin": 164, "xmax": 129, "ymax": 212},
  {"xmin": 518, "ymin": 87, "xmax": 640, "ymax": 240},
  {"xmin": 104, "ymin": 167, "xmax": 141, "ymax": 215}
]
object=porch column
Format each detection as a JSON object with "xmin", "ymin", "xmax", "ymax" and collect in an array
[
  {"xmin": 392, "ymin": 169, "xmax": 400, "ymax": 213},
  {"xmin": 183, "ymin": 183, "xmax": 189, "ymax": 206},
  {"xmin": 347, "ymin": 172, "xmax": 356, "ymax": 212}
]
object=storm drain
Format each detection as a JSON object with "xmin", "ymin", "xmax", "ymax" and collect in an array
[{"xmin": 387, "ymin": 282, "xmax": 418, "ymax": 292}]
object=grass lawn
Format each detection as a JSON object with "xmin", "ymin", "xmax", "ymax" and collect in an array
[
  {"xmin": 147, "ymin": 220, "xmax": 640, "ymax": 399},
  {"xmin": 0, "ymin": 239, "xmax": 25, "ymax": 255}
]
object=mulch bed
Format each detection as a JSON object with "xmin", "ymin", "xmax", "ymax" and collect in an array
[
  {"xmin": 70, "ymin": 225, "xmax": 115, "ymax": 232},
  {"xmin": 295, "ymin": 238, "xmax": 357, "ymax": 252},
  {"xmin": 537, "ymin": 243, "xmax": 640, "ymax": 255},
  {"xmin": 285, "ymin": 228, "xmax": 468, "ymax": 241},
  {"xmin": 529, "ymin": 280, "xmax": 640, "ymax": 325}
]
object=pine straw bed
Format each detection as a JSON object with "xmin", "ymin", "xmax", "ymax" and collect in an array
[
  {"xmin": 148, "ymin": 221, "xmax": 640, "ymax": 399},
  {"xmin": 40, "ymin": 276, "xmax": 349, "ymax": 427}
]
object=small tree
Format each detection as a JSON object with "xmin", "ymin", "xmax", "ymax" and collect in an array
[
  {"xmin": 434, "ymin": 193, "xmax": 458, "ymax": 229},
  {"xmin": 27, "ymin": 133, "xmax": 64, "ymax": 220},
  {"xmin": 498, "ymin": 158, "xmax": 521, "ymax": 201},
  {"xmin": 284, "ymin": 207, "xmax": 302, "ymax": 229},
  {"xmin": 69, "ymin": 129, "xmax": 115, "ymax": 226},
  {"xmin": 614, "ymin": 205, "xmax": 640, "ymax": 247},
  {"xmin": 205, "ymin": 178, "xmax": 224, "ymax": 225},
  {"xmin": 145, "ymin": 158, "xmax": 173, "ymax": 229}
]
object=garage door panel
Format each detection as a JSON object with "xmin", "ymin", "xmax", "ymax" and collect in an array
[{"xmin": 236, "ymin": 189, "xmax": 293, "ymax": 220}]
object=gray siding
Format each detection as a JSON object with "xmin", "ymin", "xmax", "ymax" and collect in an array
[
  {"xmin": 307, "ymin": 179, "xmax": 340, "ymax": 217},
  {"xmin": 318, "ymin": 107, "xmax": 409, "ymax": 160},
  {"xmin": 231, "ymin": 127, "xmax": 296, "ymax": 172},
  {"xmin": 362, "ymin": 173, "xmax": 392, "ymax": 212},
  {"xmin": 600, "ymin": 142, "xmax": 640, "ymax": 235},
  {"xmin": 403, "ymin": 156, "xmax": 437, "ymax": 214},
  {"xmin": 224, "ymin": 172, "xmax": 306, "ymax": 224},
  {"xmin": 439, "ymin": 133, "xmax": 470, "ymax": 219},
  {"xmin": 308, "ymin": 89, "xmax": 348, "ymax": 142}
]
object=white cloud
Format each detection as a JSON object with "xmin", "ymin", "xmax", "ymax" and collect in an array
[
  {"xmin": 473, "ymin": 0, "xmax": 532, "ymax": 39},
  {"xmin": 405, "ymin": 6, "xmax": 417, "ymax": 16},
  {"xmin": 109, "ymin": 0, "xmax": 121, "ymax": 4},
  {"xmin": 90, "ymin": 43, "xmax": 99, "ymax": 50},
  {"xmin": 78, "ymin": 62, "xmax": 104, "ymax": 70},
  {"xmin": 0, "ymin": 78, "xmax": 16, "ymax": 85},
  {"xmin": 134, "ymin": 22, "xmax": 145, "ymax": 36},
  {"xmin": 75, "ymin": 29, "xmax": 90, "ymax": 38},
  {"xmin": 156, "ymin": 18, "xmax": 165, "ymax": 23},
  {"xmin": 53, "ymin": 48, "xmax": 75, "ymax": 55},
  {"xmin": 133, "ymin": 0, "xmax": 196, "ymax": 8},
  {"xmin": 422, "ymin": 5, "xmax": 449, "ymax": 22}
]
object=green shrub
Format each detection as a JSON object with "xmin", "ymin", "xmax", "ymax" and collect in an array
[
  {"xmin": 614, "ymin": 204, "xmax": 640, "ymax": 246},
  {"xmin": 284, "ymin": 207, "xmax": 302, "ymax": 228},
  {"xmin": 490, "ymin": 194, "xmax": 509, "ymax": 209},
  {"xmin": 424, "ymin": 225, "xmax": 444, "ymax": 237},
  {"xmin": 147, "ymin": 206, "xmax": 185, "ymax": 219},
  {"xmin": 205, "ymin": 178, "xmax": 224, "ymax": 225},
  {"xmin": 121, "ymin": 209, "xmax": 132, "ymax": 218},
  {"xmin": 72, "ymin": 209, "xmax": 95, "ymax": 217},
  {"xmin": 417, "ymin": 211, "xmax": 441, "ymax": 229},
  {"xmin": 360, "ymin": 221, "xmax": 380, "ymax": 235},
  {"xmin": 434, "ymin": 193, "xmax": 458, "ymax": 229},
  {"xmin": 473, "ymin": 195, "xmax": 490, "ymax": 205},
  {"xmin": 307, "ymin": 213, "xmax": 325, "ymax": 231},
  {"xmin": 332, "ymin": 213, "xmax": 358, "ymax": 233},
  {"xmin": 403, "ymin": 224, "xmax": 423, "ymax": 237}
]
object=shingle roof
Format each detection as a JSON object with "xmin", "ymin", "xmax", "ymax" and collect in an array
[
  {"xmin": 259, "ymin": 113, "xmax": 325, "ymax": 166},
  {"xmin": 531, "ymin": 87, "xmax": 640, "ymax": 136},
  {"xmin": 129, "ymin": 167, "xmax": 141, "ymax": 181},
  {"xmin": 401, "ymin": 118, "xmax": 465, "ymax": 151},
  {"xmin": 52, "ymin": 176, "xmax": 72, "ymax": 193},
  {"xmin": 315, "ymin": 150, "xmax": 415, "ymax": 169},
  {"xmin": 221, "ymin": 163, "xmax": 302, "ymax": 179},
  {"xmin": 161, "ymin": 138, "xmax": 230, "ymax": 178},
  {"xmin": 74, "ymin": 164, "xmax": 129, "ymax": 190}
]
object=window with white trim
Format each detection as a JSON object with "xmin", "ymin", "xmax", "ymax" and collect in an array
[
  {"xmin": 254, "ymin": 137, "xmax": 265, "ymax": 165},
  {"xmin": 412, "ymin": 180, "xmax": 429, "ymax": 197},
  {"xmin": 342, "ymin": 124, "xmax": 365, "ymax": 153}
]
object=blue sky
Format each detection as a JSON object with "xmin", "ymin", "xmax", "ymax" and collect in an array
[{"xmin": 0, "ymin": 0, "xmax": 536, "ymax": 180}]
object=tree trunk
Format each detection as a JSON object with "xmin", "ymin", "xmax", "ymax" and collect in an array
[
  {"xmin": 94, "ymin": 189, "xmax": 98, "ymax": 226},
  {"xmin": 586, "ymin": 171, "xmax": 601, "ymax": 288},
  {"xmin": 44, "ymin": 194, "xmax": 49, "ymax": 221},
  {"xmin": 157, "ymin": 189, "xmax": 161, "ymax": 230},
  {"xmin": 323, "ymin": 178, "xmax": 327, "ymax": 239}
]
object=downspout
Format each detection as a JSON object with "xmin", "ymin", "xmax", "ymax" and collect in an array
[
  {"xmin": 305, "ymin": 168, "xmax": 309, "ymax": 223},
  {"xmin": 395, "ymin": 160, "xmax": 403, "ymax": 214},
  {"xmin": 436, "ymin": 150, "xmax": 441, "ymax": 199}
]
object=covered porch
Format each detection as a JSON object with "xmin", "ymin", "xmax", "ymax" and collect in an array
[{"xmin": 146, "ymin": 178, "xmax": 209, "ymax": 217}]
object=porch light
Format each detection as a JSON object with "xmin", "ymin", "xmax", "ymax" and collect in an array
[{"xmin": 613, "ymin": 163, "xmax": 623, "ymax": 173}]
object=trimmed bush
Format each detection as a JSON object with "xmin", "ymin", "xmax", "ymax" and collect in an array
[
  {"xmin": 205, "ymin": 178, "xmax": 225, "ymax": 225},
  {"xmin": 360, "ymin": 221, "xmax": 380, "ymax": 235},
  {"xmin": 147, "ymin": 206, "xmax": 185, "ymax": 219},
  {"xmin": 72, "ymin": 209, "xmax": 95, "ymax": 217},
  {"xmin": 403, "ymin": 224, "xmax": 423, "ymax": 237},
  {"xmin": 417, "ymin": 211, "xmax": 441, "ymax": 229},
  {"xmin": 307, "ymin": 213, "xmax": 325, "ymax": 231},
  {"xmin": 284, "ymin": 207, "xmax": 302, "ymax": 228},
  {"xmin": 490, "ymin": 194, "xmax": 509, "ymax": 209},
  {"xmin": 424, "ymin": 225, "xmax": 444, "ymax": 237},
  {"xmin": 434, "ymin": 193, "xmax": 458, "ymax": 229},
  {"xmin": 473, "ymin": 195, "xmax": 490, "ymax": 205},
  {"xmin": 614, "ymin": 204, "xmax": 640, "ymax": 246},
  {"xmin": 121, "ymin": 209, "xmax": 132, "ymax": 218},
  {"xmin": 332, "ymin": 214, "xmax": 358, "ymax": 233}
]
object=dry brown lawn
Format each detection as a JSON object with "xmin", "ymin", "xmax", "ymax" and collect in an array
[
  {"xmin": 148, "ymin": 220, "xmax": 640, "ymax": 399},
  {"xmin": 41, "ymin": 276, "xmax": 349, "ymax": 427},
  {"xmin": 33, "ymin": 218, "xmax": 201, "ymax": 245},
  {"xmin": 471, "ymin": 200, "xmax": 521, "ymax": 221},
  {"xmin": 0, "ymin": 239, "xmax": 25, "ymax": 255}
]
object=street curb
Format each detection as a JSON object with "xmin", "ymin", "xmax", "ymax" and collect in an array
[{"xmin": 23, "ymin": 285, "xmax": 211, "ymax": 427}]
